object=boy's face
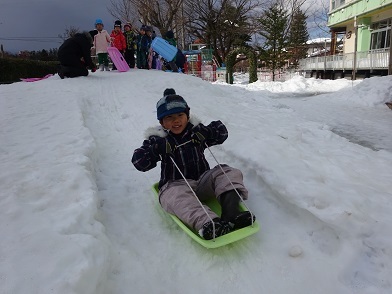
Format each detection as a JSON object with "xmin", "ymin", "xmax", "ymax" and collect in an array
[
  {"xmin": 96, "ymin": 24, "xmax": 103, "ymax": 31},
  {"xmin": 115, "ymin": 26, "xmax": 121, "ymax": 32},
  {"xmin": 161, "ymin": 112, "xmax": 188, "ymax": 135}
]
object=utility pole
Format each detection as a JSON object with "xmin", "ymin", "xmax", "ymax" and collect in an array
[
  {"xmin": 0, "ymin": 21, "xmax": 3, "ymax": 58},
  {"xmin": 324, "ymin": 38, "xmax": 327, "ymax": 72},
  {"xmin": 352, "ymin": 16, "xmax": 358, "ymax": 80},
  {"xmin": 389, "ymin": 25, "xmax": 392, "ymax": 75}
]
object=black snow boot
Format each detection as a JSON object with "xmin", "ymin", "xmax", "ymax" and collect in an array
[
  {"xmin": 58, "ymin": 65, "xmax": 65, "ymax": 79},
  {"xmin": 220, "ymin": 190, "xmax": 256, "ymax": 230},
  {"xmin": 199, "ymin": 218, "xmax": 232, "ymax": 240},
  {"xmin": 220, "ymin": 190, "xmax": 241, "ymax": 222},
  {"xmin": 231, "ymin": 211, "xmax": 256, "ymax": 230}
]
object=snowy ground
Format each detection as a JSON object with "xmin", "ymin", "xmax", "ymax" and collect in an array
[{"xmin": 1, "ymin": 70, "xmax": 391, "ymax": 294}]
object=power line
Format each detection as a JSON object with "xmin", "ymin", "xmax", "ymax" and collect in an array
[
  {"xmin": 0, "ymin": 36, "xmax": 60, "ymax": 39},
  {"xmin": 0, "ymin": 37, "xmax": 62, "ymax": 43}
]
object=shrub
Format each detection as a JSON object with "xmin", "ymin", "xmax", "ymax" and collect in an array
[{"xmin": 0, "ymin": 58, "xmax": 58, "ymax": 84}]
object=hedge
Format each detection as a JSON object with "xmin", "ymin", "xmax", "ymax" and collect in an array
[
  {"xmin": 225, "ymin": 47, "xmax": 258, "ymax": 84},
  {"xmin": 0, "ymin": 58, "xmax": 59, "ymax": 84}
]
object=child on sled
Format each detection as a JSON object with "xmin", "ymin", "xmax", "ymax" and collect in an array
[{"xmin": 132, "ymin": 89, "xmax": 255, "ymax": 240}]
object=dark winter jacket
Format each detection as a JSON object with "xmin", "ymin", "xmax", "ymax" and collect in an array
[
  {"xmin": 58, "ymin": 33, "xmax": 94, "ymax": 68},
  {"xmin": 124, "ymin": 30, "xmax": 136, "ymax": 50},
  {"xmin": 137, "ymin": 34, "xmax": 150, "ymax": 53},
  {"xmin": 164, "ymin": 30, "xmax": 176, "ymax": 48},
  {"xmin": 132, "ymin": 118, "xmax": 228, "ymax": 188},
  {"xmin": 175, "ymin": 49, "xmax": 186, "ymax": 69}
]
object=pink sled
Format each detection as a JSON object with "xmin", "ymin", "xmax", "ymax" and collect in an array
[
  {"xmin": 107, "ymin": 47, "xmax": 130, "ymax": 72},
  {"xmin": 20, "ymin": 74, "xmax": 53, "ymax": 82}
]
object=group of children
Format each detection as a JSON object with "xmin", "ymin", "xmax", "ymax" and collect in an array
[
  {"xmin": 90, "ymin": 19, "xmax": 129, "ymax": 71},
  {"xmin": 57, "ymin": 19, "xmax": 185, "ymax": 79},
  {"xmin": 90, "ymin": 19, "xmax": 177, "ymax": 71}
]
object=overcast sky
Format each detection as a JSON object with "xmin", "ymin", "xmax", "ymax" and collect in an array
[
  {"xmin": 0, "ymin": 0, "xmax": 115, "ymax": 53},
  {"xmin": 0, "ymin": 0, "xmax": 329, "ymax": 53}
]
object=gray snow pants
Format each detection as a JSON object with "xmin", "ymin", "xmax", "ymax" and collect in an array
[{"xmin": 158, "ymin": 164, "xmax": 248, "ymax": 231}]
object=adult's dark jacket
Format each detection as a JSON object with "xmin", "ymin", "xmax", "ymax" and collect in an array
[
  {"xmin": 175, "ymin": 49, "xmax": 186, "ymax": 69},
  {"xmin": 58, "ymin": 33, "xmax": 95, "ymax": 68}
]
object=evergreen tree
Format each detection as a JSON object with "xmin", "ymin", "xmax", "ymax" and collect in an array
[
  {"xmin": 257, "ymin": 3, "xmax": 289, "ymax": 81},
  {"xmin": 288, "ymin": 8, "xmax": 309, "ymax": 68}
]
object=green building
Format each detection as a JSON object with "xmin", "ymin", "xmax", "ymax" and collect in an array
[{"xmin": 300, "ymin": 0, "xmax": 392, "ymax": 79}]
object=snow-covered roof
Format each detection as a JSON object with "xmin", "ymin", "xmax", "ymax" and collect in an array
[{"xmin": 306, "ymin": 38, "xmax": 332, "ymax": 45}]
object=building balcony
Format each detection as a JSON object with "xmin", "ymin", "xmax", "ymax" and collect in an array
[{"xmin": 299, "ymin": 48, "xmax": 390, "ymax": 72}]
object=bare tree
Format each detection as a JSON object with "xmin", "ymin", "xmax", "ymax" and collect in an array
[
  {"xmin": 278, "ymin": 0, "xmax": 308, "ymax": 14},
  {"xmin": 58, "ymin": 26, "xmax": 80, "ymax": 40},
  {"xmin": 184, "ymin": 0, "xmax": 260, "ymax": 64},
  {"xmin": 108, "ymin": 0, "xmax": 138, "ymax": 27},
  {"xmin": 310, "ymin": 0, "xmax": 330, "ymax": 36},
  {"xmin": 109, "ymin": 0, "xmax": 184, "ymax": 38}
]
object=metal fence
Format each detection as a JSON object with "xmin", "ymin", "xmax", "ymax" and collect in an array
[
  {"xmin": 299, "ymin": 48, "xmax": 390, "ymax": 72},
  {"xmin": 257, "ymin": 71, "xmax": 301, "ymax": 82}
]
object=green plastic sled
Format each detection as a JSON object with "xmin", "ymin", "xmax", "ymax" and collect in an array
[{"xmin": 152, "ymin": 183, "xmax": 260, "ymax": 249}]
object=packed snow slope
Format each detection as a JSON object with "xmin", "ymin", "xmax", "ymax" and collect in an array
[{"xmin": 1, "ymin": 71, "xmax": 391, "ymax": 294}]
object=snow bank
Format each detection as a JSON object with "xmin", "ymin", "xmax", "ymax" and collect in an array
[
  {"xmin": 0, "ymin": 81, "xmax": 111, "ymax": 293},
  {"xmin": 1, "ymin": 72, "xmax": 391, "ymax": 294}
]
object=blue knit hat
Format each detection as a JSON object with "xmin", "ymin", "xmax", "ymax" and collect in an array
[
  {"xmin": 156, "ymin": 95, "xmax": 189, "ymax": 120},
  {"xmin": 95, "ymin": 19, "xmax": 103, "ymax": 26}
]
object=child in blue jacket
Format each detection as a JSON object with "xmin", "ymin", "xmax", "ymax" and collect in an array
[{"xmin": 132, "ymin": 89, "xmax": 255, "ymax": 240}]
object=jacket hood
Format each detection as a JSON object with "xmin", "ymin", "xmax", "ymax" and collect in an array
[{"xmin": 144, "ymin": 115, "xmax": 202, "ymax": 139}]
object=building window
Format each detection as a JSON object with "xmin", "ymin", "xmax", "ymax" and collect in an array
[
  {"xmin": 370, "ymin": 19, "xmax": 391, "ymax": 50},
  {"xmin": 332, "ymin": 0, "xmax": 345, "ymax": 10}
]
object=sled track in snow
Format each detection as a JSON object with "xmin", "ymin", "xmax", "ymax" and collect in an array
[
  {"xmin": 78, "ymin": 92, "xmax": 342, "ymax": 291},
  {"xmin": 214, "ymin": 147, "xmax": 343, "ymax": 251},
  {"xmin": 75, "ymin": 80, "xmax": 371, "ymax": 293}
]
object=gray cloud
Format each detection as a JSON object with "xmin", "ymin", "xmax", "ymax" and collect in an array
[{"xmin": 0, "ymin": 0, "xmax": 115, "ymax": 52}]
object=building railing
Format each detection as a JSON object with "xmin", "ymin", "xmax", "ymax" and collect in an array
[{"xmin": 298, "ymin": 48, "xmax": 390, "ymax": 72}]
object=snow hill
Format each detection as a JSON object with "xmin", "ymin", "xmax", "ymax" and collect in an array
[{"xmin": 1, "ymin": 70, "xmax": 391, "ymax": 294}]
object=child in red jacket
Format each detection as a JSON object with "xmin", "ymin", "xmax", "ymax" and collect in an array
[{"xmin": 110, "ymin": 20, "xmax": 126, "ymax": 70}]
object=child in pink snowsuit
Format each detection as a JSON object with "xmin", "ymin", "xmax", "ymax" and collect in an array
[
  {"xmin": 93, "ymin": 18, "xmax": 111, "ymax": 71},
  {"xmin": 132, "ymin": 89, "xmax": 255, "ymax": 240}
]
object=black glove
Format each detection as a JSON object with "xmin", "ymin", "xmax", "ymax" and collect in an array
[
  {"xmin": 192, "ymin": 124, "xmax": 211, "ymax": 144},
  {"xmin": 149, "ymin": 136, "xmax": 173, "ymax": 157}
]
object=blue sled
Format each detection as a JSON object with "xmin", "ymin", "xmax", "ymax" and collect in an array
[{"xmin": 151, "ymin": 37, "xmax": 177, "ymax": 62}]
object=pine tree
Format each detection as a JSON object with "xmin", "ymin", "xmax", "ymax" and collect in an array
[
  {"xmin": 288, "ymin": 9, "xmax": 309, "ymax": 69},
  {"xmin": 257, "ymin": 3, "xmax": 289, "ymax": 81}
]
